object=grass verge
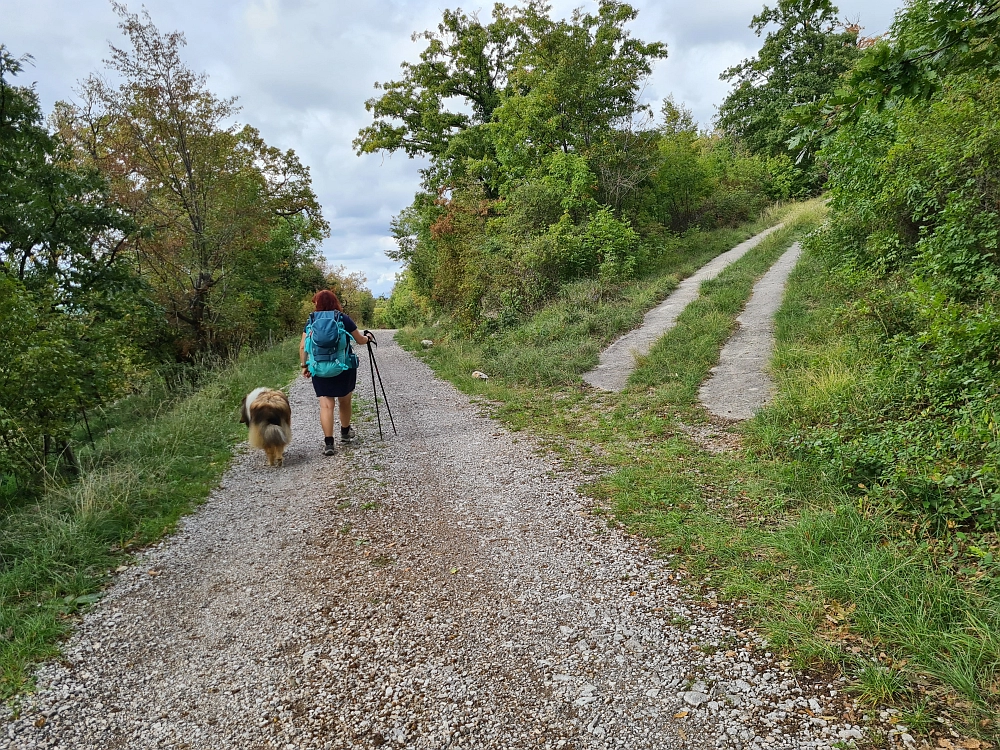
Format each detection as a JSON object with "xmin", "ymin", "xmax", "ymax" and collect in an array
[
  {"xmin": 394, "ymin": 198, "xmax": 998, "ymax": 743},
  {"xmin": 0, "ymin": 339, "xmax": 299, "ymax": 698}
]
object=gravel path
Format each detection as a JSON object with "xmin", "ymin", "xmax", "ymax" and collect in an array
[
  {"xmin": 582, "ymin": 224, "xmax": 785, "ymax": 392},
  {"xmin": 699, "ymin": 242, "xmax": 802, "ymax": 420},
  {"xmin": 3, "ymin": 334, "xmax": 867, "ymax": 750}
]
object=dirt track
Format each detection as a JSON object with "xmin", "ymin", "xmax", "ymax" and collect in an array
[
  {"xmin": 583, "ymin": 224, "xmax": 785, "ymax": 392},
  {"xmin": 699, "ymin": 242, "xmax": 802, "ymax": 420},
  {"xmin": 3, "ymin": 337, "xmax": 855, "ymax": 750}
]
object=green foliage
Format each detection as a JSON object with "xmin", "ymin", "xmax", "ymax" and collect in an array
[
  {"xmin": 374, "ymin": 272, "xmax": 431, "ymax": 329},
  {"xmin": 651, "ymin": 103, "xmax": 712, "ymax": 228},
  {"xmin": 363, "ymin": 3, "xmax": 783, "ymax": 329},
  {"xmin": 325, "ymin": 265, "xmax": 377, "ymax": 326},
  {"xmin": 0, "ymin": 48, "xmax": 152, "ymax": 490},
  {"xmin": 589, "ymin": 208, "xmax": 643, "ymax": 280},
  {"xmin": 353, "ymin": 3, "xmax": 528, "ymax": 161},
  {"xmin": 487, "ymin": 1, "xmax": 667, "ymax": 192},
  {"xmin": 784, "ymin": 0, "xmax": 1000, "ymax": 528},
  {"xmin": 0, "ymin": 276, "xmax": 151, "ymax": 487},
  {"xmin": 716, "ymin": 0, "xmax": 860, "ymax": 188},
  {"xmin": 842, "ymin": 0, "xmax": 999, "ymax": 113},
  {"xmin": 211, "ymin": 216, "xmax": 327, "ymax": 348},
  {"xmin": 397, "ymin": 203, "xmax": 807, "ymax": 386},
  {"xmin": 747, "ymin": 240, "xmax": 1000, "ymax": 734},
  {"xmin": 357, "ymin": 1, "xmax": 667, "ymax": 196},
  {"xmin": 360, "ymin": 2, "xmax": 759, "ymax": 329}
]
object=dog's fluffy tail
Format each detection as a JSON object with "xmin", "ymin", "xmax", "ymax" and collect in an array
[
  {"xmin": 247, "ymin": 419, "xmax": 291, "ymax": 450},
  {"xmin": 261, "ymin": 422, "xmax": 291, "ymax": 448}
]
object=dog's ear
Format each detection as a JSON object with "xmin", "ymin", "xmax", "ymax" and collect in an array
[{"xmin": 239, "ymin": 399, "xmax": 249, "ymax": 425}]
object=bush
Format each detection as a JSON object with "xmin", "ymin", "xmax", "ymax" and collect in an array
[
  {"xmin": 374, "ymin": 272, "xmax": 431, "ymax": 329},
  {"xmin": 772, "ymin": 38, "xmax": 1000, "ymax": 527},
  {"xmin": 587, "ymin": 208, "xmax": 643, "ymax": 280}
]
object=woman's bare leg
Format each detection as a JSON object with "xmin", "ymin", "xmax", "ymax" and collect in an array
[
  {"xmin": 337, "ymin": 393, "xmax": 353, "ymax": 428},
  {"xmin": 319, "ymin": 396, "xmax": 336, "ymax": 437}
]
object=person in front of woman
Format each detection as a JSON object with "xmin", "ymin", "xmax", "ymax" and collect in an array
[{"xmin": 300, "ymin": 290, "xmax": 373, "ymax": 455}]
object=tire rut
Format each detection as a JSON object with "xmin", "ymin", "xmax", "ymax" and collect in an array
[
  {"xmin": 699, "ymin": 242, "xmax": 802, "ymax": 420},
  {"xmin": 583, "ymin": 224, "xmax": 785, "ymax": 392}
]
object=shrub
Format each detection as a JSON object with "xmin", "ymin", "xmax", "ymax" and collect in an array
[
  {"xmin": 373, "ymin": 271, "xmax": 431, "ymax": 329},
  {"xmin": 768, "ymin": 33, "xmax": 1000, "ymax": 528}
]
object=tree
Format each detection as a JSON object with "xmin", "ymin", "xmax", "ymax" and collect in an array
[
  {"xmin": 356, "ymin": 1, "xmax": 666, "ymax": 198},
  {"xmin": 361, "ymin": 3, "xmax": 795, "ymax": 327},
  {"xmin": 0, "ymin": 47, "xmax": 146, "ymax": 486},
  {"xmin": 324, "ymin": 265, "xmax": 376, "ymax": 326},
  {"xmin": 59, "ymin": 4, "xmax": 329, "ymax": 355},
  {"xmin": 715, "ymin": 0, "xmax": 859, "ymax": 183},
  {"xmin": 649, "ymin": 98, "xmax": 710, "ymax": 228},
  {"xmin": 491, "ymin": 2, "xmax": 666, "ymax": 164},
  {"xmin": 353, "ymin": 3, "xmax": 532, "ymax": 161},
  {"xmin": 0, "ymin": 49, "xmax": 133, "ymax": 290},
  {"xmin": 835, "ymin": 0, "xmax": 999, "ymax": 113}
]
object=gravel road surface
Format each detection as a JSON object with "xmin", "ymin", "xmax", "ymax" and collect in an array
[
  {"xmin": 583, "ymin": 224, "xmax": 785, "ymax": 392},
  {"xmin": 699, "ymin": 242, "xmax": 802, "ymax": 420},
  {"xmin": 3, "ymin": 334, "xmax": 865, "ymax": 750}
]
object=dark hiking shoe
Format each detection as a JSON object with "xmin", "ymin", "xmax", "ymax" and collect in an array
[
  {"xmin": 323, "ymin": 438, "xmax": 336, "ymax": 456},
  {"xmin": 340, "ymin": 427, "xmax": 356, "ymax": 444}
]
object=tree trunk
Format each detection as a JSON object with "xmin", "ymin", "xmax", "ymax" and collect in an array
[{"xmin": 58, "ymin": 440, "xmax": 80, "ymax": 477}]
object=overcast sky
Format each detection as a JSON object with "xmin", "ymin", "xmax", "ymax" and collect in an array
[{"xmin": 3, "ymin": 0, "xmax": 901, "ymax": 296}]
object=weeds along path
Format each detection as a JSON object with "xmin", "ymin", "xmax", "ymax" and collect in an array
[
  {"xmin": 4, "ymin": 335, "xmax": 857, "ymax": 750},
  {"xmin": 699, "ymin": 242, "xmax": 803, "ymax": 420},
  {"xmin": 583, "ymin": 223, "xmax": 786, "ymax": 392}
]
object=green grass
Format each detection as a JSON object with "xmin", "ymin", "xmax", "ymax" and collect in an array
[
  {"xmin": 400, "ymin": 202, "xmax": 805, "ymax": 387},
  {"xmin": 0, "ymin": 339, "xmax": 299, "ymax": 697},
  {"xmin": 394, "ymin": 199, "xmax": 1000, "ymax": 743}
]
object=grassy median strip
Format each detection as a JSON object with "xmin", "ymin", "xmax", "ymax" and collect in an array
[
  {"xmin": 0, "ymin": 339, "xmax": 299, "ymax": 698},
  {"xmin": 396, "ymin": 199, "xmax": 998, "ymax": 741}
]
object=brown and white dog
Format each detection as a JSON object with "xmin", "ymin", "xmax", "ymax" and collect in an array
[{"xmin": 240, "ymin": 388, "xmax": 292, "ymax": 467}]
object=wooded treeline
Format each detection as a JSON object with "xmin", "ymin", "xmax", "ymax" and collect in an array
[
  {"xmin": 0, "ymin": 6, "xmax": 359, "ymax": 499},
  {"xmin": 362, "ymin": 0, "xmax": 859, "ymax": 331}
]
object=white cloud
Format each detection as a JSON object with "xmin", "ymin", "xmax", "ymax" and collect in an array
[{"xmin": 1, "ymin": 0, "xmax": 902, "ymax": 298}]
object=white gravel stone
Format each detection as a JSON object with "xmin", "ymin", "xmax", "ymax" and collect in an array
[{"xmin": 684, "ymin": 691, "xmax": 711, "ymax": 707}]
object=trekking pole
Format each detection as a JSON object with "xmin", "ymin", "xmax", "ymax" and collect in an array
[
  {"xmin": 364, "ymin": 334, "xmax": 384, "ymax": 440},
  {"xmin": 372, "ymin": 346, "xmax": 397, "ymax": 437},
  {"xmin": 364, "ymin": 331, "xmax": 397, "ymax": 438}
]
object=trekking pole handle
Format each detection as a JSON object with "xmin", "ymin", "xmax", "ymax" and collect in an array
[{"xmin": 363, "ymin": 329, "xmax": 377, "ymax": 347}]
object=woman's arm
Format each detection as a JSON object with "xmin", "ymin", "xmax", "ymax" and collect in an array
[
  {"xmin": 299, "ymin": 332, "xmax": 311, "ymax": 378},
  {"xmin": 351, "ymin": 329, "xmax": 374, "ymax": 345}
]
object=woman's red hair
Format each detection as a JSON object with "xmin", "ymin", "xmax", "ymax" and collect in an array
[{"xmin": 312, "ymin": 290, "xmax": 343, "ymax": 312}]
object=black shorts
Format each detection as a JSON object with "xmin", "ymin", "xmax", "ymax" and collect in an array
[{"xmin": 311, "ymin": 367, "xmax": 358, "ymax": 398}]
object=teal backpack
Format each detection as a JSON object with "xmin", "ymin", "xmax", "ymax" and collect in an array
[{"xmin": 304, "ymin": 311, "xmax": 359, "ymax": 377}]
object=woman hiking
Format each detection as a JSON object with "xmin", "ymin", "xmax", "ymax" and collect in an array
[{"xmin": 300, "ymin": 290, "xmax": 374, "ymax": 455}]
